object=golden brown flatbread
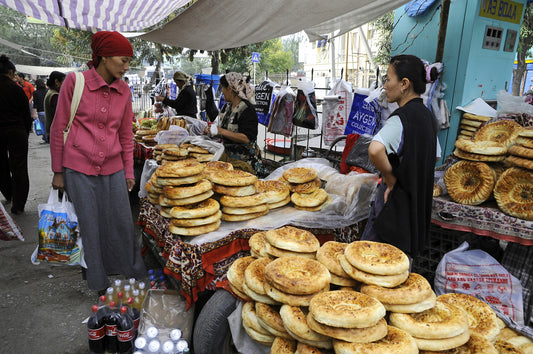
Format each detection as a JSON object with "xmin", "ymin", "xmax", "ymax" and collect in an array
[
  {"xmin": 360, "ymin": 273, "xmax": 433, "ymax": 305},
  {"xmin": 211, "ymin": 183, "xmax": 256, "ymax": 197},
  {"xmin": 455, "ymin": 139, "xmax": 507, "ymax": 155},
  {"xmin": 453, "ymin": 148, "xmax": 506, "ymax": 162},
  {"xmin": 339, "ymin": 255, "xmax": 409, "ymax": 288},
  {"xmin": 220, "ymin": 193, "xmax": 268, "ymax": 207},
  {"xmin": 221, "ymin": 210, "xmax": 268, "ymax": 221},
  {"xmin": 255, "ymin": 180, "xmax": 290, "ymax": 203},
  {"xmin": 344, "ymin": 240, "xmax": 410, "ymax": 276},
  {"xmin": 288, "ymin": 178, "xmax": 322, "ymax": 194},
  {"xmin": 264, "ymin": 256, "xmax": 330, "ymax": 295},
  {"xmin": 506, "ymin": 155, "xmax": 533, "ymax": 171},
  {"xmin": 168, "ymin": 198, "xmax": 220, "ymax": 219},
  {"xmin": 283, "ymin": 167, "xmax": 318, "ymax": 184},
  {"xmin": 155, "ymin": 158, "xmax": 204, "ymax": 178},
  {"xmin": 265, "ymin": 226, "xmax": 320, "ymax": 253},
  {"xmin": 291, "ymin": 189, "xmax": 329, "ymax": 207},
  {"xmin": 462, "ymin": 112, "xmax": 492, "ymax": 122},
  {"xmin": 162, "ymin": 179, "xmax": 212, "ymax": 199},
  {"xmin": 494, "ymin": 167, "xmax": 533, "ymax": 220},
  {"xmin": 159, "ymin": 190, "xmax": 214, "ymax": 206},
  {"xmin": 509, "ymin": 144, "xmax": 533, "ymax": 159},
  {"xmin": 170, "ymin": 210, "xmax": 222, "ymax": 227},
  {"xmin": 207, "ymin": 169, "xmax": 258, "ymax": 186},
  {"xmin": 332, "ymin": 326, "xmax": 418, "ymax": 354},
  {"xmin": 444, "ymin": 160, "xmax": 495, "ymax": 205},
  {"xmin": 168, "ymin": 219, "xmax": 221, "ymax": 236},
  {"xmin": 472, "ymin": 119, "xmax": 522, "ymax": 148}
]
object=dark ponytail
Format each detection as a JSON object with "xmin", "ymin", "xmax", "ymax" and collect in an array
[{"xmin": 389, "ymin": 55, "xmax": 427, "ymax": 95}]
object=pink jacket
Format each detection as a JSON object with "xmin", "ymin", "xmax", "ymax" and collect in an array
[{"xmin": 50, "ymin": 68, "xmax": 134, "ymax": 179}]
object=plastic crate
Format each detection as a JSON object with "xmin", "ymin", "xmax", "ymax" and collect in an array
[{"xmin": 411, "ymin": 224, "xmax": 479, "ymax": 287}]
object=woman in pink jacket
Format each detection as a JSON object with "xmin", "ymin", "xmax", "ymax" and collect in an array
[{"xmin": 50, "ymin": 31, "xmax": 146, "ymax": 293}]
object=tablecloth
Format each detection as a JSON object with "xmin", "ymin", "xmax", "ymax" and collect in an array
[
  {"xmin": 137, "ymin": 198, "xmax": 362, "ymax": 308},
  {"xmin": 134, "ymin": 141, "xmax": 153, "ymax": 161},
  {"xmin": 431, "ymin": 196, "xmax": 533, "ymax": 246}
]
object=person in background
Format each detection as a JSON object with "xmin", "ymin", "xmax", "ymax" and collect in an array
[
  {"xmin": 50, "ymin": 31, "xmax": 146, "ymax": 294},
  {"xmin": 44, "ymin": 71, "xmax": 66, "ymax": 141},
  {"xmin": 16, "ymin": 72, "xmax": 35, "ymax": 113},
  {"xmin": 0, "ymin": 55, "xmax": 32, "ymax": 215},
  {"xmin": 33, "ymin": 79, "xmax": 48, "ymax": 143},
  {"xmin": 155, "ymin": 70, "xmax": 197, "ymax": 118},
  {"xmin": 361, "ymin": 54, "xmax": 438, "ymax": 258},
  {"xmin": 203, "ymin": 72, "xmax": 260, "ymax": 174},
  {"xmin": 124, "ymin": 76, "xmax": 134, "ymax": 102}
]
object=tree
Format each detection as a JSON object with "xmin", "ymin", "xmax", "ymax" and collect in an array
[
  {"xmin": 512, "ymin": 3, "xmax": 533, "ymax": 95},
  {"xmin": 282, "ymin": 33, "xmax": 305, "ymax": 71},
  {"xmin": 371, "ymin": 11, "xmax": 394, "ymax": 66},
  {"xmin": 49, "ymin": 27, "xmax": 92, "ymax": 66}
]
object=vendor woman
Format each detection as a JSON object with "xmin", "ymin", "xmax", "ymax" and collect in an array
[
  {"xmin": 155, "ymin": 70, "xmax": 197, "ymax": 118},
  {"xmin": 204, "ymin": 72, "xmax": 260, "ymax": 174}
]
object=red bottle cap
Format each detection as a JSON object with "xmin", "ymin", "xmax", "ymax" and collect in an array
[
  {"xmin": 120, "ymin": 306, "xmax": 128, "ymax": 314},
  {"xmin": 127, "ymin": 297, "xmax": 134, "ymax": 305},
  {"xmin": 117, "ymin": 292, "xmax": 124, "ymax": 298},
  {"xmin": 99, "ymin": 295, "xmax": 106, "ymax": 303},
  {"xmin": 109, "ymin": 301, "xmax": 116, "ymax": 308},
  {"xmin": 92, "ymin": 305, "xmax": 99, "ymax": 312}
]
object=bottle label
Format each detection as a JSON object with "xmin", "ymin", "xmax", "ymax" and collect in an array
[
  {"xmin": 106, "ymin": 324, "xmax": 117, "ymax": 336},
  {"xmin": 118, "ymin": 328, "xmax": 135, "ymax": 342},
  {"xmin": 88, "ymin": 325, "xmax": 105, "ymax": 340},
  {"xmin": 134, "ymin": 317, "xmax": 140, "ymax": 330}
]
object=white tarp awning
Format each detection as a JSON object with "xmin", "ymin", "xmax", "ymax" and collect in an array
[{"xmin": 1, "ymin": 0, "xmax": 409, "ymax": 50}]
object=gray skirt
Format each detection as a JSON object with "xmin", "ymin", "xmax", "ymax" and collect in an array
[{"xmin": 64, "ymin": 168, "xmax": 146, "ymax": 290}]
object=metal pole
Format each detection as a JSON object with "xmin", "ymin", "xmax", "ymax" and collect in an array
[{"xmin": 436, "ymin": 0, "xmax": 451, "ymax": 63}]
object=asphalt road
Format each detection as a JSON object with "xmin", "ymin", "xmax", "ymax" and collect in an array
[{"xmin": 0, "ymin": 132, "xmax": 150, "ymax": 354}]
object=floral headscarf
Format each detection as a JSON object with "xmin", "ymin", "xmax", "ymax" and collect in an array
[{"xmin": 224, "ymin": 72, "xmax": 254, "ymax": 101}]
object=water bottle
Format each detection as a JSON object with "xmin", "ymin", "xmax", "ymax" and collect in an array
[
  {"xmin": 147, "ymin": 339, "xmax": 161, "ymax": 353},
  {"xmin": 134, "ymin": 336, "xmax": 147, "ymax": 351},
  {"xmin": 162, "ymin": 340, "xmax": 175, "ymax": 353},
  {"xmin": 169, "ymin": 328, "xmax": 182, "ymax": 342}
]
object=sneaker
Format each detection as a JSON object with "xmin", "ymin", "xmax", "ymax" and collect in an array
[{"xmin": 10, "ymin": 207, "xmax": 23, "ymax": 215}]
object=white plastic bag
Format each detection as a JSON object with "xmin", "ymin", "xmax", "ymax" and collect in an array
[
  {"xmin": 322, "ymin": 79, "xmax": 353, "ymax": 146},
  {"xmin": 435, "ymin": 241, "xmax": 524, "ymax": 324},
  {"xmin": 31, "ymin": 189, "xmax": 86, "ymax": 267}
]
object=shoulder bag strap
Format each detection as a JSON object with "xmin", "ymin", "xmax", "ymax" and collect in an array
[{"xmin": 63, "ymin": 72, "xmax": 85, "ymax": 144}]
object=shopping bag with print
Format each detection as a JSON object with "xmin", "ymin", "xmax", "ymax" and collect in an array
[
  {"xmin": 292, "ymin": 78, "xmax": 318, "ymax": 129},
  {"xmin": 322, "ymin": 79, "xmax": 353, "ymax": 145},
  {"xmin": 31, "ymin": 188, "xmax": 85, "ymax": 266},
  {"xmin": 33, "ymin": 119, "xmax": 44, "ymax": 136}
]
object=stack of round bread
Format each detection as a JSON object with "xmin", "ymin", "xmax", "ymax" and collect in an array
[
  {"xmin": 279, "ymin": 305, "xmax": 333, "ymax": 349},
  {"xmin": 494, "ymin": 167, "xmax": 533, "ymax": 220},
  {"xmin": 158, "ymin": 146, "xmax": 190, "ymax": 165},
  {"xmin": 263, "ymin": 256, "xmax": 330, "ymax": 306},
  {"xmin": 389, "ymin": 298, "xmax": 471, "ymax": 351},
  {"xmin": 152, "ymin": 159, "xmax": 222, "ymax": 236},
  {"xmin": 339, "ymin": 241, "xmax": 410, "ymax": 288},
  {"xmin": 506, "ymin": 128, "xmax": 533, "ymax": 171},
  {"xmin": 472, "ymin": 119, "xmax": 523, "ymax": 149},
  {"xmin": 156, "ymin": 116, "xmax": 187, "ymax": 131},
  {"xmin": 493, "ymin": 324, "xmax": 533, "ymax": 354},
  {"xmin": 453, "ymin": 138, "xmax": 507, "ymax": 162},
  {"xmin": 360, "ymin": 272, "xmax": 437, "ymax": 314},
  {"xmin": 134, "ymin": 128, "xmax": 158, "ymax": 145},
  {"xmin": 152, "ymin": 143, "xmax": 177, "ymax": 164},
  {"xmin": 255, "ymin": 180, "xmax": 291, "ymax": 209},
  {"xmin": 248, "ymin": 231, "xmax": 271, "ymax": 259},
  {"xmin": 283, "ymin": 167, "xmax": 331, "ymax": 211},
  {"xmin": 316, "ymin": 241, "xmax": 359, "ymax": 287},
  {"xmin": 443, "ymin": 160, "xmax": 496, "ymax": 205},
  {"xmin": 180, "ymin": 142, "xmax": 214, "ymax": 163},
  {"xmin": 206, "ymin": 169, "xmax": 270, "ymax": 221},
  {"xmin": 457, "ymin": 113, "xmax": 491, "ymax": 140},
  {"xmin": 242, "ymin": 257, "xmax": 278, "ymax": 304},
  {"xmin": 263, "ymin": 226, "xmax": 320, "ymax": 259},
  {"xmin": 227, "ymin": 256, "xmax": 255, "ymax": 301}
]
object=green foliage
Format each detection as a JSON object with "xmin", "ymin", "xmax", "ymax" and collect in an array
[
  {"xmin": 371, "ymin": 12, "xmax": 394, "ymax": 66},
  {"xmin": 282, "ymin": 33, "xmax": 305, "ymax": 71},
  {"xmin": 50, "ymin": 28, "xmax": 92, "ymax": 65},
  {"xmin": 512, "ymin": 3, "xmax": 533, "ymax": 95}
]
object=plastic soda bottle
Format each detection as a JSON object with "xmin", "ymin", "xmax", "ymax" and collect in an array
[
  {"xmin": 162, "ymin": 340, "xmax": 175, "ymax": 353},
  {"xmin": 137, "ymin": 282, "xmax": 147, "ymax": 304},
  {"xmin": 134, "ymin": 336, "xmax": 147, "ymax": 351},
  {"xmin": 87, "ymin": 305, "xmax": 106, "ymax": 353},
  {"xmin": 147, "ymin": 339, "xmax": 161, "ymax": 353},
  {"xmin": 117, "ymin": 306, "xmax": 135, "ymax": 353},
  {"xmin": 105, "ymin": 287, "xmax": 115, "ymax": 306},
  {"xmin": 104, "ymin": 301, "xmax": 121, "ymax": 353},
  {"xmin": 169, "ymin": 328, "xmax": 182, "ymax": 342},
  {"xmin": 123, "ymin": 284, "xmax": 132, "ymax": 300},
  {"xmin": 113, "ymin": 279, "xmax": 123, "ymax": 294},
  {"xmin": 127, "ymin": 297, "xmax": 141, "ymax": 334},
  {"xmin": 128, "ymin": 278, "xmax": 137, "ymax": 291}
]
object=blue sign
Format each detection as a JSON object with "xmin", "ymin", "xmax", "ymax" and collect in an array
[{"xmin": 252, "ymin": 52, "xmax": 260, "ymax": 63}]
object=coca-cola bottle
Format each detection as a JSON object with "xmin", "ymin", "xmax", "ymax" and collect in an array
[
  {"xmin": 117, "ymin": 306, "xmax": 135, "ymax": 354},
  {"xmin": 105, "ymin": 301, "xmax": 121, "ymax": 353},
  {"xmin": 87, "ymin": 305, "xmax": 106, "ymax": 353},
  {"xmin": 97, "ymin": 295, "xmax": 110, "ymax": 319},
  {"xmin": 127, "ymin": 297, "xmax": 140, "ymax": 335}
]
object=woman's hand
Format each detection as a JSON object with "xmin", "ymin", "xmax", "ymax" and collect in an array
[
  {"xmin": 52, "ymin": 172, "xmax": 64, "ymax": 190},
  {"xmin": 126, "ymin": 178, "xmax": 135, "ymax": 192}
]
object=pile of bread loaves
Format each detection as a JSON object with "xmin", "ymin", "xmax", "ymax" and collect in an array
[
  {"xmin": 279, "ymin": 167, "xmax": 331, "ymax": 211},
  {"xmin": 152, "ymin": 142, "xmax": 214, "ymax": 165},
  {"xmin": 226, "ymin": 228, "xmax": 530, "ymax": 353},
  {"xmin": 441, "ymin": 115, "xmax": 533, "ymax": 220},
  {"xmin": 133, "ymin": 116, "xmax": 188, "ymax": 147}
]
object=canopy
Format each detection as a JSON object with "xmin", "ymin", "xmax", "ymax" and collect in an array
[
  {"xmin": 16, "ymin": 64, "xmax": 77, "ymax": 76},
  {"xmin": 1, "ymin": 0, "xmax": 409, "ymax": 50}
]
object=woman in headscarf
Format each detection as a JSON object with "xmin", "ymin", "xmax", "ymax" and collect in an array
[
  {"xmin": 44, "ymin": 71, "xmax": 66, "ymax": 141},
  {"xmin": 204, "ymin": 72, "xmax": 260, "ymax": 173},
  {"xmin": 50, "ymin": 31, "xmax": 146, "ymax": 294},
  {"xmin": 155, "ymin": 70, "xmax": 197, "ymax": 118}
]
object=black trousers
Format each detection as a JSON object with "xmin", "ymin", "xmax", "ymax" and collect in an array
[{"xmin": 0, "ymin": 127, "xmax": 29, "ymax": 212}]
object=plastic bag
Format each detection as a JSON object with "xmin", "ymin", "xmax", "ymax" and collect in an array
[
  {"xmin": 268, "ymin": 86, "xmax": 295, "ymax": 136},
  {"xmin": 31, "ymin": 188, "xmax": 85, "ymax": 266},
  {"xmin": 33, "ymin": 119, "xmax": 44, "ymax": 136},
  {"xmin": 154, "ymin": 125, "xmax": 189, "ymax": 145},
  {"xmin": 254, "ymin": 79, "xmax": 278, "ymax": 126},
  {"xmin": 435, "ymin": 241, "xmax": 524, "ymax": 324},
  {"xmin": 322, "ymin": 79, "xmax": 353, "ymax": 146},
  {"xmin": 0, "ymin": 202, "xmax": 24, "ymax": 241},
  {"xmin": 292, "ymin": 78, "xmax": 318, "ymax": 129},
  {"xmin": 497, "ymin": 90, "xmax": 533, "ymax": 126},
  {"xmin": 344, "ymin": 89, "xmax": 379, "ymax": 135},
  {"xmin": 344, "ymin": 134, "xmax": 379, "ymax": 174}
]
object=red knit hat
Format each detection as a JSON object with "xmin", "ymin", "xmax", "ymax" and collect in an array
[{"xmin": 88, "ymin": 31, "xmax": 133, "ymax": 68}]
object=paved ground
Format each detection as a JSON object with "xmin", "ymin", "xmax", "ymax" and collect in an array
[{"xmin": 0, "ymin": 132, "xmax": 151, "ymax": 353}]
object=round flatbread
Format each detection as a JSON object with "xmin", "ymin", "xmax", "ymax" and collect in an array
[
  {"xmin": 168, "ymin": 219, "xmax": 221, "ymax": 236},
  {"xmin": 220, "ymin": 193, "xmax": 268, "ymax": 207},
  {"xmin": 417, "ymin": 333, "xmax": 497, "ymax": 354},
  {"xmin": 494, "ymin": 167, "xmax": 533, "ymax": 220},
  {"xmin": 255, "ymin": 302, "xmax": 290, "ymax": 338},
  {"xmin": 190, "ymin": 152, "xmax": 214, "ymax": 162},
  {"xmin": 268, "ymin": 195, "xmax": 291, "ymax": 209},
  {"xmin": 241, "ymin": 301, "xmax": 272, "ymax": 336},
  {"xmin": 494, "ymin": 339, "xmax": 525, "ymax": 353},
  {"xmin": 255, "ymin": 180, "xmax": 290, "ymax": 203},
  {"xmin": 168, "ymin": 198, "xmax": 219, "ymax": 219},
  {"xmin": 518, "ymin": 126, "xmax": 533, "ymax": 138},
  {"xmin": 162, "ymin": 179, "xmax": 212, "ymax": 199},
  {"xmin": 248, "ymin": 231, "xmax": 270, "ymax": 258},
  {"xmin": 316, "ymin": 241, "xmax": 350, "ymax": 278},
  {"xmin": 226, "ymin": 256, "xmax": 255, "ymax": 293},
  {"xmin": 159, "ymin": 190, "xmax": 214, "ymax": 206},
  {"xmin": 329, "ymin": 272, "xmax": 359, "ymax": 287},
  {"xmin": 207, "ymin": 169, "xmax": 257, "ymax": 186},
  {"xmin": 221, "ymin": 210, "xmax": 268, "ymax": 221},
  {"xmin": 265, "ymin": 226, "xmax": 320, "ymax": 253},
  {"xmin": 472, "ymin": 119, "xmax": 523, "ymax": 148},
  {"xmin": 506, "ymin": 155, "xmax": 533, "ymax": 171},
  {"xmin": 344, "ymin": 241, "xmax": 410, "ymax": 276},
  {"xmin": 454, "ymin": 139, "xmax": 507, "ymax": 155},
  {"xmin": 382, "ymin": 291, "xmax": 437, "ymax": 314},
  {"xmin": 212, "ymin": 183, "xmax": 256, "ymax": 197},
  {"xmin": 162, "ymin": 146, "xmax": 189, "ymax": 157},
  {"xmin": 263, "ymin": 279, "xmax": 329, "ymax": 306},
  {"xmin": 288, "ymin": 328, "xmax": 332, "ymax": 350},
  {"xmin": 155, "ymin": 158, "xmax": 204, "ymax": 178},
  {"xmin": 154, "ymin": 143, "xmax": 177, "ymax": 151},
  {"xmin": 444, "ymin": 160, "xmax": 495, "ymax": 205},
  {"xmin": 160, "ymin": 207, "xmax": 172, "ymax": 218},
  {"xmin": 307, "ymin": 314, "xmax": 387, "ymax": 343},
  {"xmin": 288, "ymin": 178, "xmax": 322, "ymax": 194},
  {"xmin": 389, "ymin": 300, "xmax": 469, "ymax": 339},
  {"xmin": 462, "ymin": 112, "xmax": 492, "ymax": 122},
  {"xmin": 153, "ymin": 173, "xmax": 204, "ymax": 187},
  {"xmin": 414, "ymin": 330, "xmax": 470, "ymax": 351},
  {"xmin": 461, "ymin": 118, "xmax": 483, "ymax": 128},
  {"xmin": 515, "ymin": 136, "xmax": 533, "ymax": 149},
  {"xmin": 438, "ymin": 293, "xmax": 500, "ymax": 341},
  {"xmin": 460, "ymin": 124, "xmax": 478, "ymax": 132},
  {"xmin": 170, "ymin": 210, "xmax": 222, "ymax": 227},
  {"xmin": 309, "ymin": 290, "xmax": 386, "ymax": 328},
  {"xmin": 222, "ymin": 203, "xmax": 268, "ymax": 215},
  {"xmin": 264, "ymin": 242, "xmax": 316, "ymax": 259},
  {"xmin": 279, "ymin": 305, "xmax": 331, "ymax": 342},
  {"xmin": 453, "ymin": 148, "xmax": 506, "ymax": 162},
  {"xmin": 242, "ymin": 320, "xmax": 275, "ymax": 345},
  {"xmin": 339, "ymin": 255, "xmax": 409, "ymax": 288},
  {"xmin": 509, "ymin": 144, "xmax": 533, "ymax": 159},
  {"xmin": 187, "ymin": 145, "xmax": 210, "ymax": 154},
  {"xmin": 332, "ymin": 326, "xmax": 419, "ymax": 354},
  {"xmin": 291, "ymin": 189, "xmax": 329, "ymax": 208},
  {"xmin": 241, "ymin": 280, "xmax": 280, "ymax": 305},
  {"xmin": 244, "ymin": 257, "xmax": 272, "ymax": 295},
  {"xmin": 283, "ymin": 167, "xmax": 318, "ymax": 184},
  {"xmin": 264, "ymin": 256, "xmax": 330, "ymax": 295},
  {"xmin": 293, "ymin": 195, "xmax": 332, "ymax": 212},
  {"xmin": 360, "ymin": 272, "xmax": 433, "ymax": 305},
  {"xmin": 459, "ymin": 129, "xmax": 474, "ymax": 136},
  {"xmin": 270, "ymin": 337, "xmax": 296, "ymax": 354}
]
